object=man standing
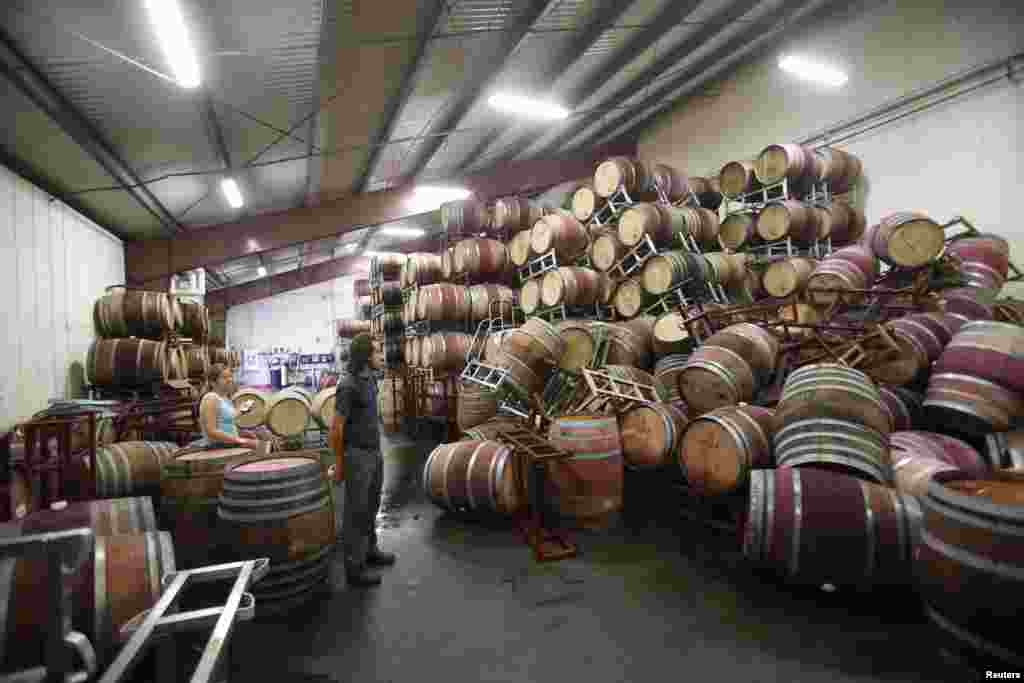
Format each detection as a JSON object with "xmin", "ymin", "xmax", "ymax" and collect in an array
[{"xmin": 332, "ymin": 333, "xmax": 396, "ymax": 586}]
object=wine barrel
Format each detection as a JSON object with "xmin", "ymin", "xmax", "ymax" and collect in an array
[
  {"xmin": 541, "ymin": 267, "xmax": 603, "ymax": 308},
  {"xmin": 756, "ymin": 201, "xmax": 818, "ymax": 243},
  {"xmin": 718, "ymin": 213, "xmax": 758, "ymax": 250},
  {"xmin": 916, "ymin": 470, "xmax": 1024, "ymax": 667},
  {"xmin": 887, "ymin": 316, "xmax": 946, "ymax": 363},
  {"xmin": 705, "ymin": 323, "xmax": 780, "ymax": 383},
  {"xmin": 0, "ymin": 530, "xmax": 175, "ymax": 670},
  {"xmin": 878, "ymin": 385, "xmax": 924, "ymax": 432},
  {"xmin": 571, "ymin": 185, "xmax": 601, "ymax": 222},
  {"xmin": 593, "ymin": 157, "xmax": 656, "ymax": 198},
  {"xmin": 554, "ymin": 320, "xmax": 594, "ymax": 371},
  {"xmin": 84, "ymin": 441, "xmax": 179, "ymax": 500},
  {"xmin": 20, "ymin": 496, "xmax": 158, "ymax": 537},
  {"xmin": 166, "ymin": 345, "xmax": 184, "ymax": 380},
  {"xmin": 651, "ymin": 163, "xmax": 689, "ymax": 202},
  {"xmin": 641, "ymin": 250, "xmax": 705, "ymax": 296},
  {"xmin": 754, "ymin": 143, "xmax": 814, "ymax": 186},
  {"xmin": 934, "ymin": 321, "xmax": 1024, "ymax": 394},
  {"xmin": 179, "ymin": 345, "xmax": 208, "ymax": 380},
  {"xmin": 889, "ymin": 431, "xmax": 987, "ymax": 477},
  {"xmin": 618, "ymin": 203, "xmax": 683, "ymax": 247},
  {"xmin": 492, "ymin": 351, "xmax": 546, "ymax": 398},
  {"xmin": 456, "ymin": 381, "xmax": 498, "ymax": 431},
  {"xmin": 418, "ymin": 380, "xmax": 450, "ymax": 418},
  {"xmin": 493, "ymin": 196, "xmax": 544, "ymax": 234},
  {"xmin": 402, "ymin": 253, "xmax": 444, "ymax": 287},
  {"xmin": 620, "ymin": 403, "xmax": 688, "ymax": 470},
  {"xmin": 871, "ymin": 212, "xmax": 944, "ymax": 268},
  {"xmin": 219, "ymin": 455, "xmax": 334, "ymax": 615},
  {"xmin": 420, "ymin": 333, "xmax": 472, "ymax": 371},
  {"xmin": 231, "ymin": 388, "xmax": 270, "ymax": 429},
  {"xmin": 680, "ymin": 405, "xmax": 774, "ymax": 495},
  {"xmin": 310, "ymin": 387, "xmax": 337, "ymax": 429},
  {"xmin": 87, "ymin": 338, "xmax": 168, "ymax": 387},
  {"xmin": 530, "ymin": 213, "xmax": 589, "ymax": 263},
  {"xmin": 654, "ymin": 354, "xmax": 689, "ymax": 402},
  {"xmin": 859, "ymin": 326, "xmax": 929, "ymax": 387},
  {"xmin": 924, "ymin": 373, "xmax": 1024, "ymax": 436},
  {"xmin": 452, "ymin": 238, "xmax": 512, "ymax": 280},
  {"xmin": 813, "ymin": 147, "xmax": 862, "ymax": 193},
  {"xmin": 264, "ymin": 388, "xmax": 311, "ymax": 437},
  {"xmin": 462, "ymin": 417, "xmax": 524, "ymax": 441},
  {"xmin": 890, "ymin": 450, "xmax": 959, "ymax": 497},
  {"xmin": 208, "ymin": 347, "xmax": 230, "ymax": 366},
  {"xmin": 940, "ymin": 287, "xmax": 997, "ymax": 321},
  {"xmin": 178, "ymin": 301, "xmax": 209, "ymax": 341},
  {"xmin": 651, "ymin": 309, "xmax": 706, "ymax": 355},
  {"xmin": 416, "ymin": 283, "xmax": 471, "ymax": 322},
  {"xmin": 508, "ymin": 229, "xmax": 534, "ymax": 267},
  {"xmin": 775, "ymin": 364, "xmax": 891, "ymax": 436},
  {"xmin": 519, "ymin": 279, "xmax": 542, "ymax": 315},
  {"xmin": 678, "ymin": 345, "xmax": 757, "ymax": 415},
  {"xmin": 612, "ymin": 278, "xmax": 652, "ymax": 319},
  {"xmin": 337, "ymin": 319, "xmax": 372, "ymax": 338},
  {"xmin": 762, "ymin": 257, "xmax": 816, "ymax": 298},
  {"xmin": 806, "ymin": 256, "xmax": 871, "ymax": 309},
  {"xmin": 718, "ymin": 160, "xmax": 759, "ymax": 197},
  {"xmin": 744, "ymin": 468, "xmax": 918, "ymax": 587},
  {"xmin": 160, "ymin": 446, "xmax": 253, "ymax": 566},
  {"xmin": 441, "ymin": 198, "xmax": 489, "ymax": 237},
  {"xmin": 374, "ymin": 252, "xmax": 406, "ymax": 279},
  {"xmin": 948, "ymin": 233, "xmax": 1010, "ymax": 281},
  {"xmin": 775, "ymin": 417, "xmax": 893, "ymax": 485},
  {"xmin": 424, "ymin": 440, "xmax": 522, "ymax": 516},
  {"xmin": 547, "ymin": 415, "xmax": 624, "ymax": 529},
  {"xmin": 93, "ymin": 289, "xmax": 174, "ymax": 340},
  {"xmin": 688, "ymin": 176, "xmax": 723, "ymax": 210},
  {"xmin": 589, "ymin": 231, "xmax": 628, "ymax": 272},
  {"xmin": 378, "ymin": 376, "xmax": 404, "ymax": 433},
  {"xmin": 602, "ymin": 318, "xmax": 654, "ymax": 369},
  {"xmin": 500, "ymin": 317, "xmax": 565, "ymax": 368},
  {"xmin": 985, "ymin": 430, "xmax": 1024, "ymax": 470},
  {"xmin": 815, "ymin": 202, "xmax": 866, "ymax": 245},
  {"xmin": 469, "ymin": 284, "xmax": 515, "ymax": 321}
]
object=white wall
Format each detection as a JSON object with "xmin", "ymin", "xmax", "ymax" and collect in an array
[
  {"xmin": 0, "ymin": 165, "xmax": 126, "ymax": 430},
  {"xmin": 638, "ymin": 0, "xmax": 1024, "ymax": 292},
  {"xmin": 226, "ymin": 274, "xmax": 360, "ymax": 353}
]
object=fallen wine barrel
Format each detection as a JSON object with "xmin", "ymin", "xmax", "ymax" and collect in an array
[
  {"xmin": 264, "ymin": 388, "xmax": 312, "ymax": 437},
  {"xmin": 871, "ymin": 212, "xmax": 945, "ymax": 268},
  {"xmin": 887, "ymin": 315, "xmax": 948, "ymax": 364},
  {"xmin": 602, "ymin": 318, "xmax": 655, "ymax": 369},
  {"xmin": 219, "ymin": 455, "xmax": 335, "ymax": 616},
  {"xmin": 756, "ymin": 201, "xmax": 818, "ymax": 243},
  {"xmin": 456, "ymin": 381, "xmax": 499, "ymax": 431},
  {"xmin": 593, "ymin": 157, "xmax": 657, "ymax": 198},
  {"xmin": 378, "ymin": 376, "xmax": 404, "ymax": 433},
  {"xmin": 754, "ymin": 143, "xmax": 815, "ymax": 186},
  {"xmin": 19, "ymin": 496, "xmax": 158, "ymax": 537},
  {"xmin": 743, "ymin": 468, "xmax": 919, "ymax": 587},
  {"xmin": 813, "ymin": 147, "xmax": 862, "ymax": 194},
  {"xmin": 703, "ymin": 252, "xmax": 748, "ymax": 289},
  {"xmin": 774, "ymin": 364, "xmax": 892, "ymax": 436},
  {"xmin": 985, "ymin": 430, "xmax": 1024, "ymax": 470},
  {"xmin": 519, "ymin": 279, "xmax": 542, "ymax": 315},
  {"xmin": 541, "ymin": 267, "xmax": 603, "ymax": 308},
  {"xmin": 508, "ymin": 229, "xmax": 535, "ymax": 267},
  {"xmin": 948, "ymin": 233, "xmax": 1010, "ymax": 283},
  {"xmin": 420, "ymin": 332, "xmax": 472, "ymax": 371},
  {"xmin": 86, "ymin": 441, "xmax": 179, "ymax": 500},
  {"xmin": 493, "ymin": 196, "xmax": 544, "ymax": 234},
  {"xmin": 589, "ymin": 230, "xmax": 628, "ymax": 273},
  {"xmin": 805, "ymin": 254, "xmax": 873, "ymax": 308},
  {"xmin": 641, "ymin": 250, "xmax": 706, "ymax": 296},
  {"xmin": 87, "ymin": 338, "xmax": 168, "ymax": 386},
  {"xmin": 878, "ymin": 385, "xmax": 924, "ymax": 432},
  {"xmin": 501, "ymin": 317, "xmax": 566, "ymax": 369},
  {"xmin": 915, "ymin": 470, "xmax": 1024, "ymax": 668},
  {"xmin": 940, "ymin": 287, "xmax": 997, "ymax": 321},
  {"xmin": 924, "ymin": 373, "xmax": 1024, "ymax": 436},
  {"xmin": 547, "ymin": 415, "xmax": 624, "ymax": 529},
  {"xmin": 678, "ymin": 345, "xmax": 758, "ymax": 415},
  {"xmin": 890, "ymin": 450, "xmax": 959, "ymax": 498},
  {"xmin": 859, "ymin": 325, "xmax": 929, "ymax": 387},
  {"xmin": 441, "ymin": 198, "xmax": 490, "ymax": 237},
  {"xmin": 337, "ymin": 319, "xmax": 372, "ymax": 338},
  {"xmin": 557, "ymin": 320, "xmax": 596, "ymax": 372},
  {"xmin": 890, "ymin": 431, "xmax": 988, "ymax": 477},
  {"xmin": 310, "ymin": 386, "xmax": 337, "ymax": 429},
  {"xmin": 452, "ymin": 238, "xmax": 513, "ymax": 280},
  {"xmin": 651, "ymin": 309, "xmax": 706, "ymax": 356},
  {"xmin": 762, "ymin": 257, "xmax": 816, "ymax": 298},
  {"xmin": 160, "ymin": 446, "xmax": 253, "ymax": 567},
  {"xmin": 774, "ymin": 417, "xmax": 893, "ymax": 485},
  {"xmin": 232, "ymin": 387, "xmax": 271, "ymax": 429},
  {"xmin": 679, "ymin": 405, "xmax": 775, "ymax": 496},
  {"xmin": 718, "ymin": 159, "xmax": 759, "ymax": 198},
  {"xmin": 612, "ymin": 278, "xmax": 653, "ymax": 319},
  {"xmin": 934, "ymin": 320, "xmax": 1024, "ymax": 394},
  {"xmin": 93, "ymin": 288, "xmax": 175, "ymax": 340},
  {"xmin": 704, "ymin": 323, "xmax": 780, "ymax": 384},
  {"xmin": 469, "ymin": 284, "xmax": 515, "ymax": 321},
  {"xmin": 654, "ymin": 354, "xmax": 690, "ymax": 403},
  {"xmin": 620, "ymin": 403, "xmax": 688, "ymax": 470},
  {"xmin": 718, "ymin": 213, "xmax": 758, "ymax": 251},
  {"xmin": 571, "ymin": 185, "xmax": 602, "ymax": 223},
  {"xmin": 416, "ymin": 283, "xmax": 472, "ymax": 322},
  {"xmin": 423, "ymin": 440, "xmax": 522, "ymax": 516},
  {"xmin": 530, "ymin": 213, "xmax": 589, "ymax": 263}
]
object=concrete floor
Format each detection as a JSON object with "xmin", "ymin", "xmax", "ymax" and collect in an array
[{"xmin": 223, "ymin": 436, "xmax": 965, "ymax": 683}]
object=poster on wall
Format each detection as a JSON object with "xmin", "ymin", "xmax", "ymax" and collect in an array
[{"xmin": 243, "ymin": 350, "xmax": 261, "ymax": 370}]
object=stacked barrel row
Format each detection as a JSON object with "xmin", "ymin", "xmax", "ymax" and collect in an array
[{"xmin": 89, "ymin": 288, "xmax": 213, "ymax": 388}]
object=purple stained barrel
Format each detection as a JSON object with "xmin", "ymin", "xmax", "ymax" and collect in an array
[
  {"xmin": 878, "ymin": 385, "xmax": 924, "ymax": 432},
  {"xmin": 743, "ymin": 468, "xmax": 919, "ymax": 588},
  {"xmin": 941, "ymin": 288, "xmax": 996, "ymax": 321},
  {"xmin": 947, "ymin": 234, "xmax": 1010, "ymax": 279},
  {"xmin": 423, "ymin": 440, "xmax": 522, "ymax": 516},
  {"xmin": 547, "ymin": 415, "xmax": 624, "ymax": 529},
  {"xmin": 934, "ymin": 321, "xmax": 1024, "ymax": 394},
  {"xmin": 924, "ymin": 373, "xmax": 1024, "ymax": 435},
  {"xmin": 887, "ymin": 316, "xmax": 946, "ymax": 363},
  {"xmin": 890, "ymin": 431, "xmax": 988, "ymax": 477}
]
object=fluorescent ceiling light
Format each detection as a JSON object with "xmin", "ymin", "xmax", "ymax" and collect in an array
[
  {"xmin": 221, "ymin": 178, "xmax": 244, "ymax": 208},
  {"xmin": 144, "ymin": 0, "xmax": 201, "ymax": 88},
  {"xmin": 342, "ymin": 243, "xmax": 358, "ymax": 251},
  {"xmin": 488, "ymin": 93, "xmax": 570, "ymax": 121},
  {"xmin": 407, "ymin": 185, "xmax": 472, "ymax": 213},
  {"xmin": 257, "ymin": 265, "xmax": 267, "ymax": 277},
  {"xmin": 778, "ymin": 55, "xmax": 848, "ymax": 87},
  {"xmin": 379, "ymin": 227, "xmax": 425, "ymax": 238}
]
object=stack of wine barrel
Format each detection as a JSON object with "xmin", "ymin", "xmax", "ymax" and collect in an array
[
  {"xmin": 417, "ymin": 146, "xmax": 1024, "ymax": 672},
  {"xmin": 229, "ymin": 384, "xmax": 338, "ymax": 441},
  {"xmin": 88, "ymin": 286, "xmax": 223, "ymax": 390}
]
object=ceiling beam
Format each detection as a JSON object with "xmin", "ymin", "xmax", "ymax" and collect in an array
[
  {"xmin": 354, "ymin": 0, "xmax": 449, "ymax": 192},
  {"xmin": 530, "ymin": 0, "xmax": 765, "ymax": 158},
  {"xmin": 205, "ymin": 255, "xmax": 371, "ymax": 313},
  {"xmin": 124, "ymin": 140, "xmax": 634, "ymax": 284},
  {"xmin": 576, "ymin": 0, "xmax": 830, "ymax": 150},
  {"xmin": 0, "ymin": 28, "xmax": 184, "ymax": 236},
  {"xmin": 400, "ymin": 0, "xmax": 554, "ymax": 181},
  {"xmin": 478, "ymin": 0, "xmax": 706, "ymax": 168},
  {"xmin": 455, "ymin": 0, "xmax": 636, "ymax": 173}
]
